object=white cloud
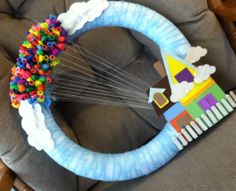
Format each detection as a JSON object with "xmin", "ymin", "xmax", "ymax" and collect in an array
[
  {"xmin": 185, "ymin": 46, "xmax": 208, "ymax": 63},
  {"xmin": 58, "ymin": 0, "xmax": 109, "ymax": 35},
  {"xmin": 19, "ymin": 101, "xmax": 54, "ymax": 151},
  {"xmin": 194, "ymin": 64, "xmax": 216, "ymax": 84},
  {"xmin": 170, "ymin": 81, "xmax": 194, "ymax": 102}
]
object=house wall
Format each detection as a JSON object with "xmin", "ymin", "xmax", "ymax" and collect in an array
[
  {"xmin": 180, "ymin": 78, "xmax": 215, "ymax": 106},
  {"xmin": 184, "ymin": 83, "xmax": 226, "ymax": 119}
]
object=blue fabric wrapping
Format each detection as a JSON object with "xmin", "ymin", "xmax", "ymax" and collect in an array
[
  {"xmin": 42, "ymin": 1, "xmax": 191, "ymax": 181},
  {"xmin": 43, "ymin": 107, "xmax": 179, "ymax": 181},
  {"xmin": 70, "ymin": 1, "xmax": 191, "ymax": 58}
]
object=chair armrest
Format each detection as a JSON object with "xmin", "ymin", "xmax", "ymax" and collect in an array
[
  {"xmin": 14, "ymin": 178, "xmax": 34, "ymax": 191},
  {"xmin": 0, "ymin": 160, "xmax": 16, "ymax": 191},
  {"xmin": 208, "ymin": 0, "xmax": 236, "ymax": 21},
  {"xmin": 208, "ymin": 0, "xmax": 236, "ymax": 53},
  {"xmin": 0, "ymin": 160, "xmax": 34, "ymax": 191}
]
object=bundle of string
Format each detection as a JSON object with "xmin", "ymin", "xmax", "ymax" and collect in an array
[
  {"xmin": 14, "ymin": 16, "xmax": 152, "ymax": 110},
  {"xmin": 48, "ymin": 40, "xmax": 152, "ymax": 109}
]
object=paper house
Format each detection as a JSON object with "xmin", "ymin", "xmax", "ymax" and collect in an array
[{"xmin": 149, "ymin": 49, "xmax": 236, "ymax": 149}]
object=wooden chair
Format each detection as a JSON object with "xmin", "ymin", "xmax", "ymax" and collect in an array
[
  {"xmin": 0, "ymin": 160, "xmax": 33, "ymax": 191},
  {"xmin": 208, "ymin": 0, "xmax": 236, "ymax": 53}
]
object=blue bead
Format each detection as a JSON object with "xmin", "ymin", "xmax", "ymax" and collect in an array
[
  {"xmin": 47, "ymin": 42, "xmax": 56, "ymax": 47},
  {"xmin": 28, "ymin": 98, "xmax": 34, "ymax": 104},
  {"xmin": 37, "ymin": 45, "xmax": 43, "ymax": 50},
  {"xmin": 42, "ymin": 64, "xmax": 49, "ymax": 70},
  {"xmin": 49, "ymin": 15, "xmax": 56, "ymax": 20},
  {"xmin": 43, "ymin": 97, "xmax": 52, "ymax": 108},
  {"xmin": 18, "ymin": 62, "xmax": 25, "ymax": 68}
]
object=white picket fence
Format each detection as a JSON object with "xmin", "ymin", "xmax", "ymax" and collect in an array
[{"xmin": 172, "ymin": 91, "xmax": 236, "ymax": 150}]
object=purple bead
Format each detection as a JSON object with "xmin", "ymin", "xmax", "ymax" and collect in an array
[
  {"xmin": 52, "ymin": 48, "xmax": 60, "ymax": 56},
  {"xmin": 61, "ymin": 30, "xmax": 68, "ymax": 36},
  {"xmin": 17, "ymin": 79, "xmax": 26, "ymax": 85},
  {"xmin": 32, "ymin": 49, "xmax": 36, "ymax": 54}
]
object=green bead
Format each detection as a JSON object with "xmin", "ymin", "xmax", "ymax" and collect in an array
[
  {"xmin": 48, "ymin": 35, "xmax": 55, "ymax": 40},
  {"xmin": 19, "ymin": 54, "xmax": 24, "ymax": 58},
  {"xmin": 23, "ymin": 40, "xmax": 29, "ymax": 45},
  {"xmin": 42, "ymin": 35, "xmax": 47, "ymax": 41},
  {"xmin": 26, "ymin": 87, "xmax": 32, "ymax": 92},
  {"xmin": 39, "ymin": 77, "xmax": 46, "ymax": 83},
  {"xmin": 36, "ymin": 50, "xmax": 44, "ymax": 55},
  {"xmin": 10, "ymin": 84, "xmax": 18, "ymax": 90},
  {"xmin": 31, "ymin": 75, "xmax": 38, "ymax": 80}
]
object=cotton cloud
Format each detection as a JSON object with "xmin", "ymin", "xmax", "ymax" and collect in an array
[
  {"xmin": 185, "ymin": 46, "xmax": 208, "ymax": 63},
  {"xmin": 194, "ymin": 64, "xmax": 216, "ymax": 84},
  {"xmin": 19, "ymin": 101, "xmax": 54, "ymax": 151},
  {"xmin": 58, "ymin": 0, "xmax": 109, "ymax": 35},
  {"xmin": 170, "ymin": 81, "xmax": 194, "ymax": 102}
]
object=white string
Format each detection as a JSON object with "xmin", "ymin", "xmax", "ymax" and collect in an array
[{"xmin": 21, "ymin": 17, "xmax": 152, "ymax": 109}]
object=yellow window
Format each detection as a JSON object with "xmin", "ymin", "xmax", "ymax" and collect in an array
[{"xmin": 153, "ymin": 93, "xmax": 169, "ymax": 109}]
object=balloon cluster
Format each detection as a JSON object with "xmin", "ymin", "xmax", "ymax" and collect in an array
[{"xmin": 9, "ymin": 16, "xmax": 67, "ymax": 109}]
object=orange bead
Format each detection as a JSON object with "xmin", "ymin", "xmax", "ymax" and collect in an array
[
  {"xmin": 12, "ymin": 101, "xmax": 20, "ymax": 109},
  {"xmin": 18, "ymin": 85, "xmax": 26, "ymax": 93},
  {"xmin": 29, "ymin": 80, "xmax": 35, "ymax": 86},
  {"xmin": 38, "ymin": 70, "xmax": 45, "ymax": 75},
  {"xmin": 37, "ymin": 85, "xmax": 44, "ymax": 91},
  {"xmin": 45, "ymin": 70, "xmax": 51, "ymax": 75}
]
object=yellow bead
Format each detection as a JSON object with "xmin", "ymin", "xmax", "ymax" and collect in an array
[
  {"xmin": 38, "ymin": 41, "xmax": 43, "ymax": 46},
  {"xmin": 51, "ymin": 59, "xmax": 59, "ymax": 67},
  {"xmin": 54, "ymin": 31, "xmax": 60, "ymax": 36},
  {"xmin": 37, "ymin": 97, "xmax": 45, "ymax": 103},
  {"xmin": 33, "ymin": 31, "xmax": 39, "ymax": 36},
  {"xmin": 38, "ymin": 55, "xmax": 44, "ymax": 63},
  {"xmin": 37, "ymin": 91, "xmax": 44, "ymax": 96},
  {"xmin": 26, "ymin": 77, "xmax": 32, "ymax": 82},
  {"xmin": 35, "ymin": 80, "xmax": 42, "ymax": 87},
  {"xmin": 24, "ymin": 44, "xmax": 32, "ymax": 48},
  {"xmin": 41, "ymin": 22, "xmax": 48, "ymax": 29}
]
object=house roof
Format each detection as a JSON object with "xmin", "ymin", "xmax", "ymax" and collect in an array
[{"xmin": 160, "ymin": 49, "xmax": 197, "ymax": 91}]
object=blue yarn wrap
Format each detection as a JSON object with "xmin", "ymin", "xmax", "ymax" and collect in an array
[{"xmin": 42, "ymin": 1, "xmax": 191, "ymax": 181}]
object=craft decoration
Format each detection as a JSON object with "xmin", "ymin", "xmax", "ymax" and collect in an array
[
  {"xmin": 9, "ymin": 15, "xmax": 67, "ymax": 109},
  {"xmin": 9, "ymin": 0, "xmax": 236, "ymax": 181},
  {"xmin": 58, "ymin": 0, "xmax": 109, "ymax": 34},
  {"xmin": 185, "ymin": 46, "xmax": 208, "ymax": 63}
]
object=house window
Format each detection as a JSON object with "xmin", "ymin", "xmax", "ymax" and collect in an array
[
  {"xmin": 170, "ymin": 111, "xmax": 193, "ymax": 132},
  {"xmin": 198, "ymin": 93, "xmax": 217, "ymax": 111},
  {"xmin": 153, "ymin": 93, "xmax": 169, "ymax": 109},
  {"xmin": 175, "ymin": 68, "xmax": 194, "ymax": 83},
  {"xmin": 176, "ymin": 113, "xmax": 192, "ymax": 128}
]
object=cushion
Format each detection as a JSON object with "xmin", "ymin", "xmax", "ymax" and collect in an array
[
  {"xmin": 0, "ymin": 0, "xmax": 236, "ymax": 191},
  {"xmin": 0, "ymin": 48, "xmax": 77, "ymax": 191},
  {"xmin": 129, "ymin": 0, "xmax": 236, "ymax": 91},
  {"xmin": 89, "ymin": 110, "xmax": 236, "ymax": 191}
]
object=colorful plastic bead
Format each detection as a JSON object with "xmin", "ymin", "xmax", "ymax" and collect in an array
[{"xmin": 9, "ymin": 16, "xmax": 67, "ymax": 108}]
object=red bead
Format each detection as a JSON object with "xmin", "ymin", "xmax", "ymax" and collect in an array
[
  {"xmin": 56, "ymin": 43, "xmax": 65, "ymax": 50},
  {"xmin": 45, "ymin": 29, "xmax": 50, "ymax": 35},
  {"xmin": 46, "ymin": 77, "xmax": 53, "ymax": 83},
  {"xmin": 58, "ymin": 36, "xmax": 65, "ymax": 42},
  {"xmin": 34, "ymin": 64, "xmax": 41, "ymax": 69}
]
